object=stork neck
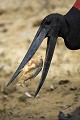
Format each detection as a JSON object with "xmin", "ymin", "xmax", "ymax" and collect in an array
[
  {"xmin": 74, "ymin": 0, "xmax": 80, "ymax": 10},
  {"xmin": 64, "ymin": 7, "xmax": 80, "ymax": 50}
]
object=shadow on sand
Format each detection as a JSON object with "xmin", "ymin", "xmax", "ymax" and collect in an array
[{"xmin": 58, "ymin": 107, "xmax": 80, "ymax": 120}]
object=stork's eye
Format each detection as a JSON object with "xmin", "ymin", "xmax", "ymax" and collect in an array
[{"xmin": 46, "ymin": 20, "xmax": 51, "ymax": 25}]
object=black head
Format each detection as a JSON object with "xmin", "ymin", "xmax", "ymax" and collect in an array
[{"xmin": 7, "ymin": 13, "xmax": 68, "ymax": 97}]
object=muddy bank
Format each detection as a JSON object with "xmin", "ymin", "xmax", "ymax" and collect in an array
[{"xmin": 0, "ymin": 0, "xmax": 80, "ymax": 120}]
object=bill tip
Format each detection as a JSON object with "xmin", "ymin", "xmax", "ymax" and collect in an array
[{"xmin": 7, "ymin": 80, "xmax": 11, "ymax": 87}]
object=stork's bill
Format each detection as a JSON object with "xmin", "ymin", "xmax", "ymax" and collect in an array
[{"xmin": 17, "ymin": 56, "xmax": 43, "ymax": 87}]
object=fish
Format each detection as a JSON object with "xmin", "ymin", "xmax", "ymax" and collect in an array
[{"xmin": 17, "ymin": 56, "xmax": 43, "ymax": 87}]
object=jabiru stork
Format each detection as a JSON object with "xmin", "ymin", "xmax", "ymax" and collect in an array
[{"xmin": 7, "ymin": 0, "xmax": 80, "ymax": 97}]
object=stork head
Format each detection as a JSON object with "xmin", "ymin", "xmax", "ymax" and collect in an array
[{"xmin": 7, "ymin": 13, "xmax": 68, "ymax": 97}]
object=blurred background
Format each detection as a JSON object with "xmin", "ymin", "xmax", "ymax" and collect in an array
[{"xmin": 0, "ymin": 0, "xmax": 80, "ymax": 120}]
